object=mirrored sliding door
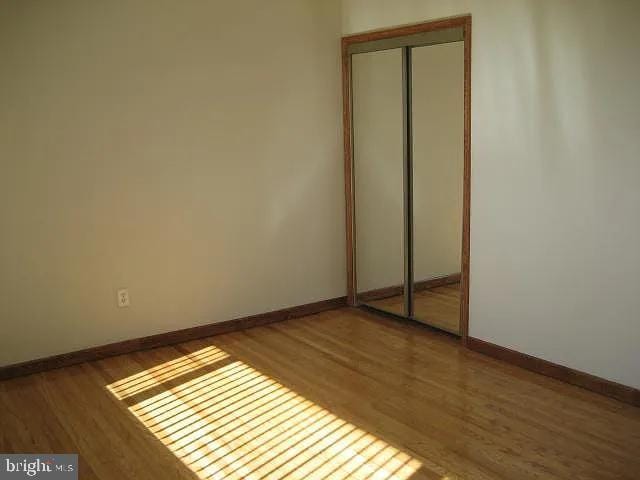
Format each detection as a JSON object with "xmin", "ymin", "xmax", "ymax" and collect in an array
[
  {"xmin": 344, "ymin": 18, "xmax": 470, "ymax": 337},
  {"xmin": 412, "ymin": 42, "xmax": 465, "ymax": 334},
  {"xmin": 352, "ymin": 49, "xmax": 406, "ymax": 316}
]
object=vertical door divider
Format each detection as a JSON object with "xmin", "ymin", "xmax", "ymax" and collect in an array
[{"xmin": 402, "ymin": 46, "xmax": 415, "ymax": 318}]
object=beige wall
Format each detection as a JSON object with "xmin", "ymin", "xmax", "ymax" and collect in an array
[
  {"xmin": 344, "ymin": 0, "xmax": 640, "ymax": 388},
  {"xmin": 0, "ymin": 0, "xmax": 344, "ymax": 366}
]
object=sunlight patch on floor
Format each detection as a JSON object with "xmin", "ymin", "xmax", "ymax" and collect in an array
[
  {"xmin": 108, "ymin": 346, "xmax": 230, "ymax": 401},
  {"xmin": 108, "ymin": 346, "xmax": 422, "ymax": 480}
]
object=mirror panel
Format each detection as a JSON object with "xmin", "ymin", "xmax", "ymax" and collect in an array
[
  {"xmin": 352, "ymin": 48, "xmax": 405, "ymax": 315},
  {"xmin": 411, "ymin": 42, "xmax": 464, "ymax": 333}
]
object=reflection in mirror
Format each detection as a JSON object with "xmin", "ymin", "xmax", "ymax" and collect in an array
[
  {"xmin": 352, "ymin": 48, "xmax": 405, "ymax": 315},
  {"xmin": 411, "ymin": 42, "xmax": 464, "ymax": 333}
]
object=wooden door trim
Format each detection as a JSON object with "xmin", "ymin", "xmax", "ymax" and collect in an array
[{"xmin": 341, "ymin": 15, "xmax": 472, "ymax": 343}]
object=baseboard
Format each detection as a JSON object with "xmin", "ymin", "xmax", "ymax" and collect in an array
[
  {"xmin": 0, "ymin": 296, "xmax": 348, "ymax": 381},
  {"xmin": 358, "ymin": 273, "xmax": 460, "ymax": 302},
  {"xmin": 467, "ymin": 337, "xmax": 640, "ymax": 407},
  {"xmin": 358, "ymin": 284, "xmax": 403, "ymax": 303},
  {"xmin": 415, "ymin": 273, "xmax": 461, "ymax": 292}
]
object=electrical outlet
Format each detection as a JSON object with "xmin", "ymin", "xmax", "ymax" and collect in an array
[{"xmin": 117, "ymin": 289, "xmax": 130, "ymax": 308}]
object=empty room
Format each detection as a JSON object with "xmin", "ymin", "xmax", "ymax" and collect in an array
[{"xmin": 1, "ymin": 1, "xmax": 639, "ymax": 479}]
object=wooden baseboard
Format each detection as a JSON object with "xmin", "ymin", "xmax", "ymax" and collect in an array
[
  {"xmin": 358, "ymin": 284, "xmax": 403, "ymax": 303},
  {"xmin": 467, "ymin": 337, "xmax": 640, "ymax": 407},
  {"xmin": 416, "ymin": 273, "xmax": 461, "ymax": 292},
  {"xmin": 358, "ymin": 273, "xmax": 460, "ymax": 302},
  {"xmin": 0, "ymin": 296, "xmax": 348, "ymax": 381}
]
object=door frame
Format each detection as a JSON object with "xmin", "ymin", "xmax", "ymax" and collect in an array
[{"xmin": 341, "ymin": 15, "xmax": 472, "ymax": 343}]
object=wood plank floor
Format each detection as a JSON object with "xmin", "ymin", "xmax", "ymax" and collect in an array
[
  {"xmin": 369, "ymin": 283, "xmax": 461, "ymax": 334},
  {"xmin": 1, "ymin": 308, "xmax": 639, "ymax": 479}
]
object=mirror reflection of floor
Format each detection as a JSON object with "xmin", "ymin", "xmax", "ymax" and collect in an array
[{"xmin": 367, "ymin": 282, "xmax": 461, "ymax": 334}]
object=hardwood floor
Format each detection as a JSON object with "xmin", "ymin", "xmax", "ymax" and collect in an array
[
  {"xmin": 1, "ymin": 308, "xmax": 639, "ymax": 479},
  {"xmin": 369, "ymin": 283, "xmax": 461, "ymax": 334}
]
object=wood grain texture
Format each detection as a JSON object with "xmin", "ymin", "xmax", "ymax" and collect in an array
[
  {"xmin": 460, "ymin": 16, "xmax": 472, "ymax": 344},
  {"xmin": 342, "ymin": 16, "xmax": 472, "ymax": 341},
  {"xmin": 1, "ymin": 308, "xmax": 638, "ymax": 479},
  {"xmin": 343, "ymin": 15, "xmax": 472, "ymax": 45},
  {"xmin": 468, "ymin": 336, "xmax": 640, "ymax": 407},
  {"xmin": 342, "ymin": 38, "xmax": 357, "ymax": 307},
  {"xmin": 0, "ymin": 296, "xmax": 347, "ymax": 381}
]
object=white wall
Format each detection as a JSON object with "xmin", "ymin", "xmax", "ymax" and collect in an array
[
  {"xmin": 0, "ymin": 0, "xmax": 345, "ymax": 366},
  {"xmin": 344, "ymin": 0, "xmax": 640, "ymax": 389}
]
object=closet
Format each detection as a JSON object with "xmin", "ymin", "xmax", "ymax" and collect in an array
[{"xmin": 344, "ymin": 19, "xmax": 471, "ymax": 336}]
